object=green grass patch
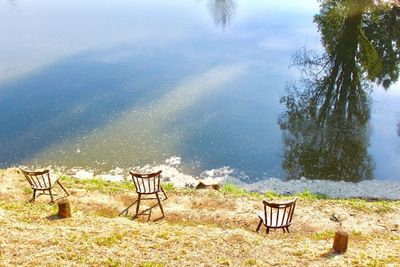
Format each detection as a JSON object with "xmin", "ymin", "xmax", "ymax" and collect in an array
[
  {"xmin": 23, "ymin": 186, "xmax": 33, "ymax": 194},
  {"xmin": 221, "ymin": 183, "xmax": 248, "ymax": 197},
  {"xmin": 0, "ymin": 200, "xmax": 57, "ymax": 222},
  {"xmin": 161, "ymin": 182, "xmax": 175, "ymax": 191},
  {"xmin": 94, "ymin": 231, "xmax": 124, "ymax": 247},
  {"xmin": 217, "ymin": 258, "xmax": 231, "ymax": 266},
  {"xmin": 338, "ymin": 198, "xmax": 395, "ymax": 214},
  {"xmin": 139, "ymin": 261, "xmax": 165, "ymax": 267},
  {"xmin": 245, "ymin": 258, "xmax": 258, "ymax": 266},
  {"xmin": 60, "ymin": 176, "xmax": 135, "ymax": 194},
  {"xmin": 358, "ymin": 254, "xmax": 400, "ymax": 266},
  {"xmin": 105, "ymin": 257, "xmax": 122, "ymax": 267},
  {"xmin": 0, "ymin": 200, "xmax": 55, "ymax": 214},
  {"xmin": 222, "ymin": 184, "xmax": 330, "ymax": 201},
  {"xmin": 311, "ymin": 230, "xmax": 335, "ymax": 240},
  {"xmin": 155, "ymin": 232, "xmax": 170, "ymax": 240},
  {"xmin": 295, "ymin": 189, "xmax": 327, "ymax": 200},
  {"xmin": 264, "ymin": 191, "xmax": 284, "ymax": 199}
]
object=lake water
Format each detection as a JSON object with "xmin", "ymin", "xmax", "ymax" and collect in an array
[{"xmin": 1, "ymin": 0, "xmax": 399, "ymax": 183}]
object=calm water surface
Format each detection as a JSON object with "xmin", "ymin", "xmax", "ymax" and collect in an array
[{"xmin": 0, "ymin": 0, "xmax": 399, "ymax": 182}]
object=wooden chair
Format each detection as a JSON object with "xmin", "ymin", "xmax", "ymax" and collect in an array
[
  {"xmin": 129, "ymin": 170, "xmax": 168, "ymax": 219},
  {"xmin": 256, "ymin": 197, "xmax": 297, "ymax": 234},
  {"xmin": 19, "ymin": 168, "xmax": 69, "ymax": 203}
]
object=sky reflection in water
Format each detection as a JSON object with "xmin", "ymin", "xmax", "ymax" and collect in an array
[{"xmin": 0, "ymin": 0, "xmax": 399, "ymax": 182}]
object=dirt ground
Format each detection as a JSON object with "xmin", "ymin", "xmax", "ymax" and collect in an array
[{"xmin": 1, "ymin": 168, "xmax": 399, "ymax": 266}]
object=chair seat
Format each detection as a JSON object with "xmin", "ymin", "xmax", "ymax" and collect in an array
[{"xmin": 137, "ymin": 188, "xmax": 160, "ymax": 194}]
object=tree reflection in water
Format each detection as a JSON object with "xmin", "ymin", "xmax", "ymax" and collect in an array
[
  {"xmin": 7, "ymin": 0, "xmax": 18, "ymax": 11},
  {"xmin": 397, "ymin": 121, "xmax": 400, "ymax": 137},
  {"xmin": 280, "ymin": 0, "xmax": 400, "ymax": 181},
  {"xmin": 207, "ymin": 0, "xmax": 237, "ymax": 30}
]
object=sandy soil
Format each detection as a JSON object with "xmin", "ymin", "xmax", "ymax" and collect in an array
[{"xmin": 1, "ymin": 168, "xmax": 399, "ymax": 266}]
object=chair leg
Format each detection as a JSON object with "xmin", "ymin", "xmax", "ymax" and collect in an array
[
  {"xmin": 266, "ymin": 227, "xmax": 270, "ymax": 234},
  {"xmin": 282, "ymin": 227, "xmax": 286, "ymax": 233},
  {"xmin": 57, "ymin": 181, "xmax": 70, "ymax": 196},
  {"xmin": 161, "ymin": 186, "xmax": 168, "ymax": 200},
  {"xmin": 256, "ymin": 219, "xmax": 262, "ymax": 232},
  {"xmin": 155, "ymin": 192, "xmax": 164, "ymax": 218},
  {"xmin": 49, "ymin": 189, "xmax": 54, "ymax": 203},
  {"xmin": 135, "ymin": 194, "xmax": 141, "ymax": 218},
  {"xmin": 286, "ymin": 226, "xmax": 290, "ymax": 233},
  {"xmin": 32, "ymin": 189, "xmax": 37, "ymax": 202}
]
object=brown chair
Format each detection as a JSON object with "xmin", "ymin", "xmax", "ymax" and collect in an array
[
  {"xmin": 129, "ymin": 170, "xmax": 168, "ymax": 219},
  {"xmin": 19, "ymin": 168, "xmax": 69, "ymax": 203},
  {"xmin": 256, "ymin": 197, "xmax": 297, "ymax": 234}
]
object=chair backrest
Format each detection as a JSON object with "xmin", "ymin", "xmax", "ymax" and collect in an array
[
  {"xmin": 262, "ymin": 198, "xmax": 297, "ymax": 228},
  {"xmin": 129, "ymin": 170, "xmax": 162, "ymax": 194},
  {"xmin": 19, "ymin": 168, "xmax": 52, "ymax": 189}
]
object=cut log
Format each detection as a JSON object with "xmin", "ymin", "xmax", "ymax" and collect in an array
[
  {"xmin": 195, "ymin": 179, "xmax": 220, "ymax": 190},
  {"xmin": 333, "ymin": 231, "xmax": 348, "ymax": 253},
  {"xmin": 57, "ymin": 199, "xmax": 72, "ymax": 218}
]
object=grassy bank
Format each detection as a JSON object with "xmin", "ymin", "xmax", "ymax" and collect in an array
[{"xmin": 0, "ymin": 168, "xmax": 399, "ymax": 266}]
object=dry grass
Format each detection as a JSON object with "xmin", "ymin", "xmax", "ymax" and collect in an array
[{"xmin": 0, "ymin": 168, "xmax": 399, "ymax": 266}]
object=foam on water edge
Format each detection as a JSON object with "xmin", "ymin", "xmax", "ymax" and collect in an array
[{"xmin": 26, "ymin": 156, "xmax": 400, "ymax": 200}]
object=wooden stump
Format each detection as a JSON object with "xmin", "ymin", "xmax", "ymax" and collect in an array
[
  {"xmin": 58, "ymin": 199, "xmax": 72, "ymax": 218},
  {"xmin": 333, "ymin": 231, "xmax": 348, "ymax": 253},
  {"xmin": 196, "ymin": 179, "xmax": 220, "ymax": 190}
]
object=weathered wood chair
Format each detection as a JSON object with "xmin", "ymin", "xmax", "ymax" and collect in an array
[
  {"xmin": 129, "ymin": 170, "xmax": 168, "ymax": 219},
  {"xmin": 19, "ymin": 168, "xmax": 69, "ymax": 203},
  {"xmin": 256, "ymin": 197, "xmax": 297, "ymax": 234}
]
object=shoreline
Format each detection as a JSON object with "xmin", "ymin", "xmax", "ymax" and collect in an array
[{"xmin": 11, "ymin": 158, "xmax": 400, "ymax": 200}]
